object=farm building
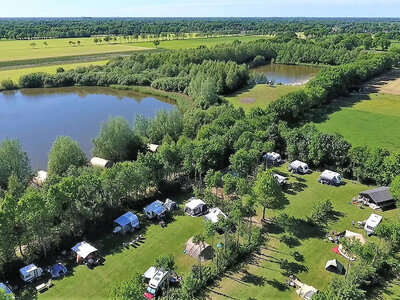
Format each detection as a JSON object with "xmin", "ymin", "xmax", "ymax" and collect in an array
[
  {"xmin": 325, "ymin": 259, "xmax": 346, "ymax": 275},
  {"xmin": 359, "ymin": 187, "xmax": 395, "ymax": 210},
  {"xmin": 144, "ymin": 200, "xmax": 167, "ymax": 219},
  {"xmin": 185, "ymin": 198, "xmax": 208, "ymax": 217},
  {"xmin": 90, "ymin": 157, "xmax": 114, "ymax": 168},
  {"xmin": 113, "ymin": 212, "xmax": 140, "ymax": 234},
  {"xmin": 19, "ymin": 264, "xmax": 43, "ymax": 282},
  {"xmin": 203, "ymin": 207, "xmax": 227, "ymax": 224},
  {"xmin": 288, "ymin": 160, "xmax": 309, "ymax": 174},
  {"xmin": 319, "ymin": 170, "xmax": 342, "ymax": 186},
  {"xmin": 32, "ymin": 170, "xmax": 47, "ymax": 187},
  {"xmin": 71, "ymin": 241, "xmax": 98, "ymax": 263},
  {"xmin": 185, "ymin": 237, "xmax": 213, "ymax": 261},
  {"xmin": 147, "ymin": 144, "xmax": 160, "ymax": 152}
]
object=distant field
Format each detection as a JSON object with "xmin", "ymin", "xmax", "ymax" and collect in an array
[
  {"xmin": 208, "ymin": 163, "xmax": 398, "ymax": 299},
  {"xmin": 0, "ymin": 37, "xmax": 151, "ymax": 62},
  {"xmin": 0, "ymin": 35, "xmax": 266, "ymax": 63},
  {"xmin": 225, "ymin": 84, "xmax": 302, "ymax": 113},
  {"xmin": 313, "ymin": 92, "xmax": 400, "ymax": 151},
  {"xmin": 0, "ymin": 60, "xmax": 108, "ymax": 83}
]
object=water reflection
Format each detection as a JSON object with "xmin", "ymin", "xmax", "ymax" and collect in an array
[
  {"xmin": 251, "ymin": 64, "xmax": 320, "ymax": 85},
  {"xmin": 0, "ymin": 86, "xmax": 176, "ymax": 169}
]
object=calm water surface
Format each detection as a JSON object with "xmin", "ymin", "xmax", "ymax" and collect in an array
[
  {"xmin": 252, "ymin": 64, "xmax": 320, "ymax": 85},
  {"xmin": 0, "ymin": 86, "xmax": 176, "ymax": 169}
]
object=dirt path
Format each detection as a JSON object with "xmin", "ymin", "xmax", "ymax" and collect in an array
[{"xmin": 363, "ymin": 68, "xmax": 400, "ymax": 95}]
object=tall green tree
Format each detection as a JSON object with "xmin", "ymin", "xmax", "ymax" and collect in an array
[
  {"xmin": 253, "ymin": 170, "xmax": 284, "ymax": 220},
  {"xmin": 155, "ymin": 254, "xmax": 176, "ymax": 300},
  {"xmin": 48, "ymin": 136, "xmax": 86, "ymax": 176},
  {"xmin": 109, "ymin": 272, "xmax": 144, "ymax": 300},
  {"xmin": 92, "ymin": 116, "xmax": 141, "ymax": 162},
  {"xmin": 192, "ymin": 233, "xmax": 205, "ymax": 283},
  {"xmin": 0, "ymin": 139, "xmax": 31, "ymax": 189}
]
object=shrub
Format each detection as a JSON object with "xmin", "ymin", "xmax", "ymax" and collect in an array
[{"xmin": 0, "ymin": 79, "xmax": 18, "ymax": 90}]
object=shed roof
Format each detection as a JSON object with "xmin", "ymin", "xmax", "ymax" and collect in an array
[
  {"xmin": 71, "ymin": 241, "xmax": 97, "ymax": 259},
  {"xmin": 360, "ymin": 186, "xmax": 393, "ymax": 204},
  {"xmin": 114, "ymin": 212, "xmax": 138, "ymax": 227},
  {"xmin": 144, "ymin": 200, "xmax": 166, "ymax": 216}
]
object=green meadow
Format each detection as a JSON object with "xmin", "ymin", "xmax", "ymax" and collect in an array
[{"xmin": 313, "ymin": 93, "xmax": 400, "ymax": 151}]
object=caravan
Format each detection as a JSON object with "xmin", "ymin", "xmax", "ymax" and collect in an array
[
  {"xmin": 19, "ymin": 264, "xmax": 43, "ymax": 283},
  {"xmin": 144, "ymin": 267, "xmax": 170, "ymax": 299},
  {"xmin": 263, "ymin": 152, "xmax": 282, "ymax": 166},
  {"xmin": 319, "ymin": 170, "xmax": 342, "ymax": 186},
  {"xmin": 364, "ymin": 213, "xmax": 383, "ymax": 236},
  {"xmin": 288, "ymin": 160, "xmax": 309, "ymax": 174}
]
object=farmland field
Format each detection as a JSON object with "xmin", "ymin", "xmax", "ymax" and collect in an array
[
  {"xmin": 225, "ymin": 84, "xmax": 302, "ymax": 113},
  {"xmin": 0, "ymin": 35, "xmax": 266, "ymax": 63},
  {"xmin": 0, "ymin": 60, "xmax": 108, "ymax": 83},
  {"xmin": 313, "ymin": 93, "xmax": 400, "ymax": 151},
  {"xmin": 207, "ymin": 164, "xmax": 398, "ymax": 300}
]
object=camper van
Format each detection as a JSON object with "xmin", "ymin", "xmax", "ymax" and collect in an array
[
  {"xmin": 185, "ymin": 198, "xmax": 208, "ymax": 217},
  {"xmin": 263, "ymin": 152, "xmax": 282, "ymax": 166},
  {"xmin": 319, "ymin": 170, "xmax": 342, "ymax": 186},
  {"xmin": 19, "ymin": 264, "xmax": 43, "ymax": 283},
  {"xmin": 144, "ymin": 267, "xmax": 170, "ymax": 299},
  {"xmin": 364, "ymin": 213, "xmax": 383, "ymax": 236},
  {"xmin": 288, "ymin": 160, "xmax": 309, "ymax": 174}
]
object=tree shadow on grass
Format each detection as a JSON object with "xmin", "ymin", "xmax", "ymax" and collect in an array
[
  {"xmin": 279, "ymin": 235, "xmax": 301, "ymax": 248},
  {"xmin": 241, "ymin": 271, "xmax": 266, "ymax": 286},
  {"xmin": 279, "ymin": 259, "xmax": 309, "ymax": 276},
  {"xmin": 265, "ymin": 278, "xmax": 289, "ymax": 292}
]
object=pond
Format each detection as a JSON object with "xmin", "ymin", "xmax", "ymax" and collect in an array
[
  {"xmin": 251, "ymin": 64, "xmax": 321, "ymax": 85},
  {"xmin": 0, "ymin": 86, "xmax": 176, "ymax": 169}
]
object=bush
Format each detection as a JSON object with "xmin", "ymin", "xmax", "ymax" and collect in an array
[
  {"xmin": 56, "ymin": 67, "xmax": 65, "ymax": 73},
  {"xmin": 0, "ymin": 79, "xmax": 18, "ymax": 90}
]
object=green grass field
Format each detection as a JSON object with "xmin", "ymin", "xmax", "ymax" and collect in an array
[
  {"xmin": 0, "ymin": 35, "xmax": 266, "ymax": 63},
  {"xmin": 0, "ymin": 60, "xmax": 108, "ymax": 83},
  {"xmin": 208, "ymin": 164, "xmax": 398, "ymax": 300},
  {"xmin": 225, "ymin": 84, "xmax": 302, "ymax": 113},
  {"xmin": 312, "ymin": 93, "xmax": 400, "ymax": 151},
  {"xmin": 29, "ymin": 194, "xmax": 205, "ymax": 300}
]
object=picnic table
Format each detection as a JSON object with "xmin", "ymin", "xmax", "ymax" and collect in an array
[{"xmin": 36, "ymin": 280, "xmax": 52, "ymax": 292}]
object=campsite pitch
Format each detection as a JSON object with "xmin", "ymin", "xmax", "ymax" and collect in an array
[{"xmin": 208, "ymin": 164, "xmax": 398, "ymax": 300}]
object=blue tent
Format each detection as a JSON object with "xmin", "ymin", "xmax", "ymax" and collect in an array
[
  {"xmin": 49, "ymin": 263, "xmax": 67, "ymax": 278},
  {"xmin": 144, "ymin": 200, "xmax": 167, "ymax": 219},
  {"xmin": 114, "ymin": 212, "xmax": 140, "ymax": 233},
  {"xmin": 0, "ymin": 283, "xmax": 13, "ymax": 295}
]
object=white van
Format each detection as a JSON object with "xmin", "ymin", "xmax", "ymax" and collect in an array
[
  {"xmin": 144, "ymin": 267, "xmax": 169, "ymax": 299},
  {"xmin": 364, "ymin": 213, "xmax": 383, "ymax": 236}
]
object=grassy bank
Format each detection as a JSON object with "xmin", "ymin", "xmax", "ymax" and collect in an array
[
  {"xmin": 208, "ymin": 163, "xmax": 398, "ymax": 299},
  {"xmin": 0, "ymin": 60, "xmax": 108, "ymax": 83},
  {"xmin": 225, "ymin": 84, "xmax": 303, "ymax": 113},
  {"xmin": 110, "ymin": 85, "xmax": 193, "ymax": 112}
]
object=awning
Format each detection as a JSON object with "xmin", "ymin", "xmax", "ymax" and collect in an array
[
  {"xmin": 71, "ymin": 241, "xmax": 97, "ymax": 259},
  {"xmin": 114, "ymin": 212, "xmax": 138, "ymax": 227}
]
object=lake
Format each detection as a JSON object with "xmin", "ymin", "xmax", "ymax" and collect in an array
[
  {"xmin": 251, "ymin": 64, "xmax": 321, "ymax": 85},
  {"xmin": 0, "ymin": 86, "xmax": 176, "ymax": 169}
]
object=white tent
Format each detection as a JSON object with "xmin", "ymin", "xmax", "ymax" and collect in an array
[
  {"xmin": 296, "ymin": 283, "xmax": 318, "ymax": 300},
  {"xmin": 203, "ymin": 207, "xmax": 227, "ymax": 224},
  {"xmin": 185, "ymin": 198, "xmax": 208, "ymax": 216},
  {"xmin": 32, "ymin": 170, "xmax": 47, "ymax": 187},
  {"xmin": 90, "ymin": 157, "xmax": 114, "ymax": 168},
  {"xmin": 338, "ymin": 230, "xmax": 367, "ymax": 260},
  {"xmin": 147, "ymin": 144, "xmax": 160, "ymax": 152},
  {"xmin": 71, "ymin": 241, "xmax": 97, "ymax": 260}
]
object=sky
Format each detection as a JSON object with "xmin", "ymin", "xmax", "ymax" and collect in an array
[{"xmin": 1, "ymin": 0, "xmax": 400, "ymax": 18}]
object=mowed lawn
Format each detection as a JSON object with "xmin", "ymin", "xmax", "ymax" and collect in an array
[
  {"xmin": 225, "ymin": 84, "xmax": 302, "ymax": 113},
  {"xmin": 0, "ymin": 60, "xmax": 108, "ymax": 83},
  {"xmin": 208, "ymin": 164, "xmax": 398, "ymax": 300},
  {"xmin": 34, "ymin": 199, "xmax": 205, "ymax": 300},
  {"xmin": 313, "ymin": 93, "xmax": 400, "ymax": 151}
]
